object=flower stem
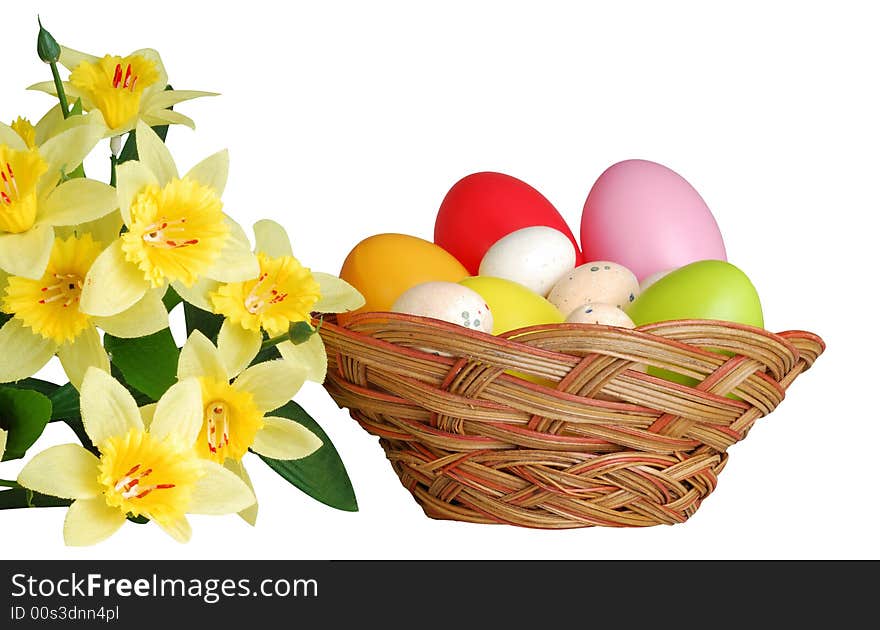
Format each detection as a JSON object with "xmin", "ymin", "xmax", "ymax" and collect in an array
[
  {"xmin": 49, "ymin": 61, "xmax": 70, "ymax": 119},
  {"xmin": 110, "ymin": 155, "xmax": 118, "ymax": 187},
  {"xmin": 0, "ymin": 479, "xmax": 20, "ymax": 488},
  {"xmin": 260, "ymin": 332, "xmax": 289, "ymax": 351}
]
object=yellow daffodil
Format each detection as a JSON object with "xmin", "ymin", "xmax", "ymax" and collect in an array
[
  {"xmin": 16, "ymin": 368, "xmax": 255, "ymax": 545},
  {"xmin": 0, "ymin": 428, "xmax": 7, "ymax": 460},
  {"xmin": 176, "ymin": 219, "xmax": 364, "ymax": 384},
  {"xmin": 0, "ymin": 113, "xmax": 117, "ymax": 279},
  {"xmin": 0, "ymin": 234, "xmax": 169, "ymax": 388},
  {"xmin": 10, "ymin": 117, "xmax": 35, "ymax": 148},
  {"xmin": 177, "ymin": 330, "xmax": 322, "ymax": 524},
  {"xmin": 79, "ymin": 121, "xmax": 258, "ymax": 318},
  {"xmin": 30, "ymin": 46, "xmax": 215, "ymax": 137}
]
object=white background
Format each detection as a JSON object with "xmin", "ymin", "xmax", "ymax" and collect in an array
[{"xmin": 1, "ymin": 0, "xmax": 876, "ymax": 559}]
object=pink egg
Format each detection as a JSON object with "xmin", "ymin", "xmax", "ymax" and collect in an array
[{"xmin": 580, "ymin": 159, "xmax": 726, "ymax": 282}]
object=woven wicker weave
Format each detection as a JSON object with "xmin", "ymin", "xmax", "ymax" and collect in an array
[{"xmin": 319, "ymin": 313, "xmax": 824, "ymax": 528}]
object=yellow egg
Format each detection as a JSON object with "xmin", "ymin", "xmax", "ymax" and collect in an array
[
  {"xmin": 338, "ymin": 233, "xmax": 469, "ymax": 325},
  {"xmin": 460, "ymin": 276, "xmax": 564, "ymax": 334}
]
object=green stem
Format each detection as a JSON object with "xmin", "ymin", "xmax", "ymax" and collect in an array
[
  {"xmin": 261, "ymin": 332, "xmax": 289, "ymax": 351},
  {"xmin": 110, "ymin": 154, "xmax": 118, "ymax": 187},
  {"xmin": 0, "ymin": 479, "xmax": 20, "ymax": 488},
  {"xmin": 50, "ymin": 61, "xmax": 70, "ymax": 118}
]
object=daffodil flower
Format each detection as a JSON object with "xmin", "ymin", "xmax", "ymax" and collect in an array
[
  {"xmin": 0, "ymin": 428, "xmax": 7, "ymax": 460},
  {"xmin": 177, "ymin": 330, "xmax": 323, "ymax": 524},
  {"xmin": 0, "ymin": 233, "xmax": 169, "ymax": 388},
  {"xmin": 176, "ymin": 219, "xmax": 364, "ymax": 384},
  {"xmin": 0, "ymin": 114, "xmax": 117, "ymax": 279},
  {"xmin": 30, "ymin": 46, "xmax": 215, "ymax": 137},
  {"xmin": 16, "ymin": 368, "xmax": 255, "ymax": 545},
  {"xmin": 79, "ymin": 121, "xmax": 259, "ymax": 318}
]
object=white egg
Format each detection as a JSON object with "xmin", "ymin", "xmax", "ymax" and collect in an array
[
  {"xmin": 478, "ymin": 226, "xmax": 576, "ymax": 297},
  {"xmin": 565, "ymin": 303, "xmax": 635, "ymax": 328},
  {"xmin": 548, "ymin": 261, "xmax": 639, "ymax": 317},
  {"xmin": 391, "ymin": 281, "xmax": 493, "ymax": 333},
  {"xmin": 640, "ymin": 268, "xmax": 675, "ymax": 292}
]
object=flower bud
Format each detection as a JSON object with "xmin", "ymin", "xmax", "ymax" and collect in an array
[{"xmin": 37, "ymin": 17, "xmax": 61, "ymax": 64}]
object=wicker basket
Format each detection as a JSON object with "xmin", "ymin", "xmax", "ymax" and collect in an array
[{"xmin": 319, "ymin": 313, "xmax": 824, "ymax": 528}]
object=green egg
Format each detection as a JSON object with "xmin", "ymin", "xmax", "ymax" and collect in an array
[{"xmin": 625, "ymin": 260, "xmax": 763, "ymax": 389}]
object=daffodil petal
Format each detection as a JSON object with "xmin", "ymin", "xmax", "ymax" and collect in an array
[
  {"xmin": 144, "ymin": 90, "xmax": 219, "ymax": 111},
  {"xmin": 64, "ymin": 498, "xmax": 127, "ymax": 546},
  {"xmin": 155, "ymin": 516, "xmax": 192, "ymax": 543},
  {"xmin": 80, "ymin": 240, "xmax": 149, "ymax": 317},
  {"xmin": 141, "ymin": 110, "xmax": 196, "ymax": 130},
  {"xmin": 188, "ymin": 460, "xmax": 256, "ymax": 515},
  {"xmin": 233, "ymin": 360, "xmax": 306, "ymax": 413},
  {"xmin": 251, "ymin": 417, "xmax": 322, "ymax": 460},
  {"xmin": 0, "ymin": 319, "xmax": 57, "ymax": 382},
  {"xmin": 41, "ymin": 178, "xmax": 118, "ymax": 227},
  {"xmin": 178, "ymin": 330, "xmax": 228, "ymax": 382},
  {"xmin": 34, "ymin": 104, "xmax": 66, "ymax": 145},
  {"xmin": 130, "ymin": 49, "xmax": 168, "ymax": 92},
  {"xmin": 39, "ymin": 116, "xmax": 103, "ymax": 186},
  {"xmin": 80, "ymin": 366, "xmax": 143, "ymax": 447},
  {"xmin": 17, "ymin": 444, "xmax": 101, "ymax": 499},
  {"xmin": 171, "ymin": 278, "xmax": 220, "ymax": 313},
  {"xmin": 225, "ymin": 459, "xmax": 258, "ymax": 526},
  {"xmin": 57, "ymin": 327, "xmax": 110, "ymax": 391},
  {"xmin": 58, "ymin": 45, "xmax": 101, "ymax": 72},
  {"xmin": 150, "ymin": 378, "xmax": 203, "ymax": 445},
  {"xmin": 27, "ymin": 81, "xmax": 89, "ymax": 108},
  {"xmin": 253, "ymin": 219, "xmax": 293, "ymax": 258},
  {"xmin": 0, "ymin": 428, "xmax": 7, "ymax": 460},
  {"xmin": 0, "ymin": 224, "xmax": 55, "ymax": 279},
  {"xmin": 135, "ymin": 121, "xmax": 178, "ymax": 186},
  {"xmin": 116, "ymin": 160, "xmax": 158, "ymax": 226},
  {"xmin": 277, "ymin": 335, "xmax": 328, "ymax": 384},
  {"xmin": 93, "ymin": 290, "xmax": 168, "ymax": 338},
  {"xmin": 184, "ymin": 149, "xmax": 228, "ymax": 197},
  {"xmin": 140, "ymin": 403, "xmax": 157, "ymax": 430},
  {"xmin": 217, "ymin": 319, "xmax": 262, "ymax": 378},
  {"xmin": 65, "ymin": 211, "xmax": 124, "ymax": 246},
  {"xmin": 203, "ymin": 217, "xmax": 259, "ymax": 283},
  {"xmin": 0, "ymin": 121, "xmax": 28, "ymax": 151},
  {"xmin": 313, "ymin": 272, "xmax": 365, "ymax": 313}
]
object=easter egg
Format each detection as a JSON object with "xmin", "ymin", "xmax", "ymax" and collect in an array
[
  {"xmin": 478, "ymin": 226, "xmax": 576, "ymax": 297},
  {"xmin": 459, "ymin": 276, "xmax": 564, "ymax": 335},
  {"xmin": 626, "ymin": 259, "xmax": 763, "ymax": 328},
  {"xmin": 435, "ymin": 172, "xmax": 583, "ymax": 275},
  {"xmin": 338, "ymin": 233, "xmax": 469, "ymax": 324},
  {"xmin": 392, "ymin": 281, "xmax": 493, "ymax": 334},
  {"xmin": 566, "ymin": 303, "xmax": 635, "ymax": 328},
  {"xmin": 580, "ymin": 159, "xmax": 726, "ymax": 282},
  {"xmin": 548, "ymin": 261, "xmax": 640, "ymax": 318}
]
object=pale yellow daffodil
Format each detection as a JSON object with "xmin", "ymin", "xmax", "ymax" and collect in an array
[
  {"xmin": 17, "ymin": 368, "xmax": 255, "ymax": 545},
  {"xmin": 177, "ymin": 330, "xmax": 322, "ymax": 524},
  {"xmin": 0, "ymin": 113, "xmax": 117, "ymax": 279},
  {"xmin": 176, "ymin": 219, "xmax": 364, "ymax": 384},
  {"xmin": 79, "ymin": 121, "xmax": 259, "ymax": 318},
  {"xmin": 0, "ymin": 428, "xmax": 7, "ymax": 460},
  {"xmin": 0, "ymin": 233, "xmax": 169, "ymax": 389},
  {"xmin": 30, "ymin": 46, "xmax": 215, "ymax": 137}
]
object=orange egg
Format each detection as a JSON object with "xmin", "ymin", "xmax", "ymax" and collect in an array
[{"xmin": 338, "ymin": 233, "xmax": 469, "ymax": 325}]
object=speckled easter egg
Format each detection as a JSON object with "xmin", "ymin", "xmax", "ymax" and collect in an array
[
  {"xmin": 548, "ymin": 261, "xmax": 639, "ymax": 318},
  {"xmin": 478, "ymin": 226, "xmax": 576, "ymax": 296},
  {"xmin": 565, "ymin": 303, "xmax": 635, "ymax": 328},
  {"xmin": 391, "ymin": 281, "xmax": 493, "ymax": 333},
  {"xmin": 580, "ymin": 159, "xmax": 727, "ymax": 281}
]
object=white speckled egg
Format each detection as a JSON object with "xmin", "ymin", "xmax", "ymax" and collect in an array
[
  {"xmin": 565, "ymin": 303, "xmax": 635, "ymax": 328},
  {"xmin": 478, "ymin": 226, "xmax": 576, "ymax": 296},
  {"xmin": 548, "ymin": 261, "xmax": 640, "ymax": 317},
  {"xmin": 391, "ymin": 281, "xmax": 493, "ymax": 333}
]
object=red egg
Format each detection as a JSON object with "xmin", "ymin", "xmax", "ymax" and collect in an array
[{"xmin": 434, "ymin": 172, "xmax": 583, "ymax": 274}]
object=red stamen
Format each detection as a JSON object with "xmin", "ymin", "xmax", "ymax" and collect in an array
[
  {"xmin": 113, "ymin": 64, "xmax": 123, "ymax": 88},
  {"xmin": 1, "ymin": 192, "xmax": 11, "ymax": 204},
  {"xmin": 123, "ymin": 64, "xmax": 133, "ymax": 89}
]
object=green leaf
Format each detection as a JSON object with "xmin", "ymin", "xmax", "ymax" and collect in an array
[
  {"xmin": 104, "ymin": 329, "xmax": 180, "ymax": 401},
  {"xmin": 183, "ymin": 301, "xmax": 224, "ymax": 342},
  {"xmin": 0, "ymin": 387, "xmax": 53, "ymax": 461},
  {"xmin": 258, "ymin": 401, "xmax": 358, "ymax": 512},
  {"xmin": 0, "ymin": 488, "xmax": 72, "ymax": 510},
  {"xmin": 163, "ymin": 286, "xmax": 183, "ymax": 312},
  {"xmin": 48, "ymin": 383, "xmax": 80, "ymax": 420}
]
